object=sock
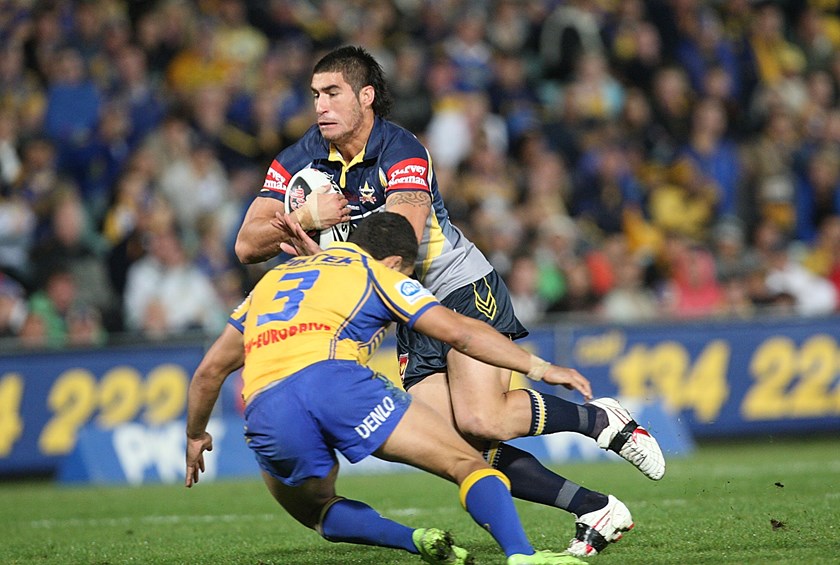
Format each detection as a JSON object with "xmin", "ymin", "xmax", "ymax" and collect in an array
[
  {"xmin": 524, "ymin": 389, "xmax": 606, "ymax": 437},
  {"xmin": 319, "ymin": 497, "xmax": 417, "ymax": 553},
  {"xmin": 460, "ymin": 469, "xmax": 533, "ymax": 557},
  {"xmin": 485, "ymin": 442, "xmax": 609, "ymax": 517}
]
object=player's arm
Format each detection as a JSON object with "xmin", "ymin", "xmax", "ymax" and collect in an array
[
  {"xmin": 385, "ymin": 190, "xmax": 432, "ymax": 243},
  {"xmin": 185, "ymin": 323, "xmax": 245, "ymax": 487},
  {"xmin": 235, "ymin": 194, "xmax": 350, "ymax": 263},
  {"xmin": 412, "ymin": 305, "xmax": 593, "ymax": 400}
]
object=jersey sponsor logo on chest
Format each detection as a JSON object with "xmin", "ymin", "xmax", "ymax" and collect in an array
[{"xmin": 244, "ymin": 323, "xmax": 332, "ymax": 354}]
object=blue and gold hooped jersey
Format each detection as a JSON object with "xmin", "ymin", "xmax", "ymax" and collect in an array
[
  {"xmin": 229, "ymin": 243, "xmax": 439, "ymax": 402},
  {"xmin": 258, "ymin": 117, "xmax": 492, "ymax": 300}
]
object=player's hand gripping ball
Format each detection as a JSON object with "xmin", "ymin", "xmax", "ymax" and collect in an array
[{"xmin": 284, "ymin": 168, "xmax": 351, "ymax": 247}]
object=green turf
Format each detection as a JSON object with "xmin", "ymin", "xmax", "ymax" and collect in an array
[{"xmin": 2, "ymin": 436, "xmax": 839, "ymax": 564}]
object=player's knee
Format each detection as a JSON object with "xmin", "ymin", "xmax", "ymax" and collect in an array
[{"xmin": 455, "ymin": 411, "xmax": 517, "ymax": 441}]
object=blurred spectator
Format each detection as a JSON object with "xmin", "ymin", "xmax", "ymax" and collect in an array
[
  {"xmin": 649, "ymin": 66, "xmax": 693, "ymax": 155},
  {"xmin": 443, "ymin": 8, "xmax": 493, "ymax": 93},
  {"xmin": 540, "ymin": 0, "xmax": 605, "ymax": 83},
  {"xmin": 676, "ymin": 7, "xmax": 742, "ymax": 103},
  {"xmin": 554, "ymin": 52, "xmax": 624, "ymax": 127},
  {"xmin": 166, "ymin": 20, "xmax": 231, "ymax": 97},
  {"xmin": 213, "ymin": 0, "xmax": 268, "ymax": 91},
  {"xmin": 101, "ymin": 168, "xmax": 154, "ymax": 247},
  {"xmin": 122, "ymin": 225, "xmax": 226, "ymax": 339},
  {"xmin": 426, "ymin": 90, "xmax": 507, "ymax": 172},
  {"xmin": 42, "ymin": 46, "xmax": 102, "ymax": 149},
  {"xmin": 711, "ymin": 216, "xmax": 751, "ymax": 282},
  {"xmin": 62, "ymin": 101, "xmax": 132, "ymax": 221},
  {"xmin": 507, "ymin": 254, "xmax": 547, "ymax": 326},
  {"xmin": 793, "ymin": 5, "xmax": 836, "ymax": 71},
  {"xmin": 747, "ymin": 1, "xmax": 806, "ymax": 88},
  {"xmin": 30, "ymin": 190, "xmax": 116, "ymax": 327},
  {"xmin": 0, "ymin": 273, "xmax": 27, "ymax": 340},
  {"xmin": 572, "ymin": 140, "xmax": 644, "ymax": 237},
  {"xmin": 0, "ymin": 173, "xmax": 36, "ymax": 285},
  {"xmin": 26, "ymin": 264, "xmax": 106, "ymax": 348},
  {"xmin": 764, "ymin": 238, "xmax": 838, "ymax": 316},
  {"xmin": 661, "ymin": 244, "xmax": 725, "ymax": 319},
  {"xmin": 801, "ymin": 215, "xmax": 840, "ymax": 282},
  {"xmin": 793, "ymin": 145, "xmax": 840, "ymax": 242},
  {"xmin": 388, "ymin": 42, "xmax": 433, "ymax": 136},
  {"xmin": 487, "ymin": 51, "xmax": 541, "ymax": 145},
  {"xmin": 740, "ymin": 108, "xmax": 800, "ymax": 231},
  {"xmin": 648, "ymin": 157, "xmax": 718, "ymax": 242},
  {"xmin": 677, "ymin": 97, "xmax": 742, "ymax": 220},
  {"xmin": 108, "ymin": 44, "xmax": 166, "ymax": 146},
  {"xmin": 548, "ymin": 257, "xmax": 599, "ymax": 317},
  {"xmin": 156, "ymin": 136, "xmax": 230, "ymax": 238},
  {"xmin": 599, "ymin": 253, "xmax": 660, "ymax": 323},
  {"xmin": 0, "ymin": 43, "xmax": 46, "ymax": 139}
]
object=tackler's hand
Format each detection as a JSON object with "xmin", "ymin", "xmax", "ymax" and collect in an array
[{"xmin": 272, "ymin": 212, "xmax": 323, "ymax": 256}]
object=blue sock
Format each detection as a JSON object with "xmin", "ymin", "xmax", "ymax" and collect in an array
[
  {"xmin": 461, "ymin": 469, "xmax": 533, "ymax": 557},
  {"xmin": 319, "ymin": 498, "xmax": 417, "ymax": 553},
  {"xmin": 485, "ymin": 442, "xmax": 608, "ymax": 516},
  {"xmin": 525, "ymin": 389, "xmax": 603, "ymax": 437}
]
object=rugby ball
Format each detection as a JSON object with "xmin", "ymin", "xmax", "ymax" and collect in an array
[{"xmin": 283, "ymin": 168, "xmax": 351, "ymax": 247}]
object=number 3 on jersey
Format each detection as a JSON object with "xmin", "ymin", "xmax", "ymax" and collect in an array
[{"xmin": 257, "ymin": 271, "xmax": 320, "ymax": 325}]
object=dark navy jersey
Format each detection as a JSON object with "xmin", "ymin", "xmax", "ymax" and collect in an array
[{"xmin": 258, "ymin": 117, "xmax": 492, "ymax": 299}]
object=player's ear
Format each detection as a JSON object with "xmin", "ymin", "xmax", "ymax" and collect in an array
[
  {"xmin": 359, "ymin": 85, "xmax": 374, "ymax": 109},
  {"xmin": 380, "ymin": 255, "xmax": 403, "ymax": 272}
]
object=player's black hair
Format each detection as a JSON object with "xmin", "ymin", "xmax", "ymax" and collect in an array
[
  {"xmin": 349, "ymin": 212, "xmax": 418, "ymax": 269},
  {"xmin": 313, "ymin": 45, "xmax": 393, "ymax": 118}
]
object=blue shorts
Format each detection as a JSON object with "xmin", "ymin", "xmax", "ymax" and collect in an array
[
  {"xmin": 243, "ymin": 360, "xmax": 412, "ymax": 486},
  {"xmin": 397, "ymin": 270, "xmax": 528, "ymax": 390}
]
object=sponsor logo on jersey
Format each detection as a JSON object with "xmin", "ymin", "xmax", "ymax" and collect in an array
[
  {"xmin": 354, "ymin": 396, "xmax": 396, "ymax": 439},
  {"xmin": 387, "ymin": 158, "xmax": 429, "ymax": 191},
  {"xmin": 262, "ymin": 160, "xmax": 291, "ymax": 193},
  {"xmin": 244, "ymin": 323, "xmax": 332, "ymax": 354},
  {"xmin": 396, "ymin": 279, "xmax": 431, "ymax": 304}
]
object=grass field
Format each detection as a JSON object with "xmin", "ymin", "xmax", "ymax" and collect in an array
[{"xmin": 2, "ymin": 436, "xmax": 839, "ymax": 565}]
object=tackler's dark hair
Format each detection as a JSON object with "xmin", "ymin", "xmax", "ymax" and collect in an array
[
  {"xmin": 313, "ymin": 45, "xmax": 393, "ymax": 118},
  {"xmin": 349, "ymin": 212, "xmax": 418, "ymax": 269}
]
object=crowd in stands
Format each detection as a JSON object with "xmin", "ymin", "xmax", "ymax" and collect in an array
[{"xmin": 3, "ymin": 0, "xmax": 840, "ymax": 349}]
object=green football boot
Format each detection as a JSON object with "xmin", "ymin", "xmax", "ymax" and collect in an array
[
  {"xmin": 411, "ymin": 528, "xmax": 473, "ymax": 564},
  {"xmin": 507, "ymin": 549, "xmax": 589, "ymax": 565}
]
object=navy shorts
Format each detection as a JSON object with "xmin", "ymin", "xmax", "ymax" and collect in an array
[
  {"xmin": 397, "ymin": 270, "xmax": 528, "ymax": 390},
  {"xmin": 244, "ymin": 360, "xmax": 412, "ymax": 486}
]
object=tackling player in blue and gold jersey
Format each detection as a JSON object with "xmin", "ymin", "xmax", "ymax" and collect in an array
[{"xmin": 186, "ymin": 213, "xmax": 591, "ymax": 565}]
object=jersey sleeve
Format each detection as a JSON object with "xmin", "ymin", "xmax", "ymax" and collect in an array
[
  {"xmin": 258, "ymin": 125, "xmax": 323, "ymax": 203},
  {"xmin": 381, "ymin": 131, "xmax": 432, "ymax": 197},
  {"xmin": 227, "ymin": 293, "xmax": 251, "ymax": 334},
  {"xmin": 367, "ymin": 260, "xmax": 439, "ymax": 328}
]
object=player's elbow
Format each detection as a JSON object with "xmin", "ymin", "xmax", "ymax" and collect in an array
[{"xmin": 234, "ymin": 236, "xmax": 260, "ymax": 264}]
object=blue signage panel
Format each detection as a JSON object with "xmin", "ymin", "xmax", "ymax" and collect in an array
[
  {"xmin": 0, "ymin": 343, "xmax": 226, "ymax": 475},
  {"xmin": 564, "ymin": 316, "xmax": 840, "ymax": 437}
]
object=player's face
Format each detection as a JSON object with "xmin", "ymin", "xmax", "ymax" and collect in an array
[{"xmin": 311, "ymin": 71, "xmax": 366, "ymax": 147}]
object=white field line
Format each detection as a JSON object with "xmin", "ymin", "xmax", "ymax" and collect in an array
[
  {"xmin": 28, "ymin": 506, "xmax": 457, "ymax": 529},
  {"xmin": 29, "ymin": 513, "xmax": 279, "ymax": 529}
]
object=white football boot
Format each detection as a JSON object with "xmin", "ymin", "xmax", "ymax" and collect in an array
[
  {"xmin": 567, "ymin": 495, "xmax": 634, "ymax": 557},
  {"xmin": 589, "ymin": 397, "xmax": 666, "ymax": 480}
]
